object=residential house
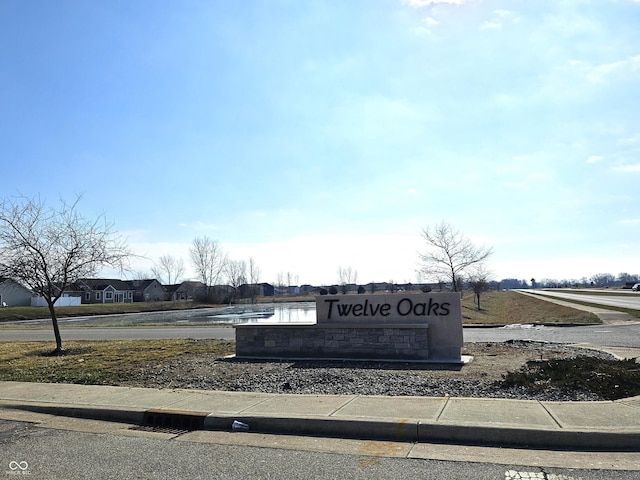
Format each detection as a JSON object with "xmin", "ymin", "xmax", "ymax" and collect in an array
[
  {"xmin": 127, "ymin": 279, "xmax": 167, "ymax": 302},
  {"xmin": 0, "ymin": 278, "xmax": 32, "ymax": 307},
  {"xmin": 275, "ymin": 284, "xmax": 300, "ymax": 296},
  {"xmin": 75, "ymin": 279, "xmax": 134, "ymax": 304},
  {"xmin": 239, "ymin": 282, "xmax": 274, "ymax": 298},
  {"xmin": 165, "ymin": 281, "xmax": 206, "ymax": 301},
  {"xmin": 299, "ymin": 284, "xmax": 318, "ymax": 295}
]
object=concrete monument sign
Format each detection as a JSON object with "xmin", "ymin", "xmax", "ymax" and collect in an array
[{"xmin": 234, "ymin": 293, "xmax": 464, "ymax": 363}]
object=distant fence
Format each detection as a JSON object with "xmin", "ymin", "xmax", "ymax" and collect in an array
[{"xmin": 31, "ymin": 296, "xmax": 82, "ymax": 307}]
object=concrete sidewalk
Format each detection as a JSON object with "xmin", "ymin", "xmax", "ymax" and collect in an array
[{"xmin": 1, "ymin": 380, "xmax": 639, "ymax": 451}]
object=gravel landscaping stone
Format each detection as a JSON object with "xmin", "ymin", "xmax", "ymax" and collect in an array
[{"xmin": 121, "ymin": 341, "xmax": 618, "ymax": 402}]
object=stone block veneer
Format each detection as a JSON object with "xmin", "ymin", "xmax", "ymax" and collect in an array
[{"xmin": 235, "ymin": 324, "xmax": 430, "ymax": 361}]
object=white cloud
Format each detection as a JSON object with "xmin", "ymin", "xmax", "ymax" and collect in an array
[
  {"xmin": 567, "ymin": 55, "xmax": 640, "ymax": 84},
  {"xmin": 587, "ymin": 55, "xmax": 640, "ymax": 83},
  {"xmin": 617, "ymin": 218, "xmax": 640, "ymax": 226},
  {"xmin": 423, "ymin": 16, "xmax": 439, "ymax": 26},
  {"xmin": 533, "ymin": 55, "xmax": 640, "ymax": 105},
  {"xmin": 613, "ymin": 163, "xmax": 640, "ymax": 173},
  {"xmin": 480, "ymin": 20, "xmax": 502, "ymax": 30},
  {"xmin": 587, "ymin": 155, "xmax": 604, "ymax": 164},
  {"xmin": 618, "ymin": 134, "xmax": 640, "ymax": 146},
  {"xmin": 494, "ymin": 9, "xmax": 512, "ymax": 19},
  {"xmin": 479, "ymin": 8, "xmax": 517, "ymax": 30}
]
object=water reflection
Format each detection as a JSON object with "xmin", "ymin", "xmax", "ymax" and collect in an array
[
  {"xmin": 206, "ymin": 302, "xmax": 316, "ymax": 324},
  {"xmin": 4, "ymin": 302, "xmax": 317, "ymax": 327}
]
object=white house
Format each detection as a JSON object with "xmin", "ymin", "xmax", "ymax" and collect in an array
[{"xmin": 0, "ymin": 278, "xmax": 32, "ymax": 307}]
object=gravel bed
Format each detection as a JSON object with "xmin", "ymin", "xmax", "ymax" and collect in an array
[{"xmin": 122, "ymin": 341, "xmax": 617, "ymax": 402}]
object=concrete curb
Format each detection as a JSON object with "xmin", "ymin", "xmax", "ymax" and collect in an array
[{"xmin": 3, "ymin": 402, "xmax": 640, "ymax": 451}]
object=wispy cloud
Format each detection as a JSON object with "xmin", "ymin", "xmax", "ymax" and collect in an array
[
  {"xmin": 618, "ymin": 218, "xmax": 640, "ymax": 226},
  {"xmin": 613, "ymin": 163, "xmax": 640, "ymax": 173},
  {"xmin": 480, "ymin": 20, "xmax": 502, "ymax": 30},
  {"xmin": 569, "ymin": 55, "xmax": 640, "ymax": 84},
  {"xmin": 479, "ymin": 9, "xmax": 517, "ymax": 30}
]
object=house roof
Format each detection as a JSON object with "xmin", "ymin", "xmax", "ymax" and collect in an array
[
  {"xmin": 77, "ymin": 279, "xmax": 133, "ymax": 291},
  {"xmin": 0, "ymin": 278, "xmax": 31, "ymax": 291},
  {"xmin": 126, "ymin": 279, "xmax": 164, "ymax": 291},
  {"xmin": 174, "ymin": 281, "xmax": 205, "ymax": 291}
]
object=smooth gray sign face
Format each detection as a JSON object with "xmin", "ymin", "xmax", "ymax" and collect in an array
[
  {"xmin": 315, "ymin": 293, "xmax": 464, "ymax": 359},
  {"xmin": 316, "ymin": 293, "xmax": 462, "ymax": 324}
]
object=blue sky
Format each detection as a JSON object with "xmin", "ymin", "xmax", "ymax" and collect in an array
[{"xmin": 2, "ymin": 0, "xmax": 639, "ymax": 286}]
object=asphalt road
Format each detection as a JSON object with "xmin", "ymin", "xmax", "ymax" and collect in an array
[
  {"xmin": 1, "ymin": 420, "xmax": 637, "ymax": 480},
  {"xmin": 529, "ymin": 290, "xmax": 640, "ymax": 310},
  {"xmin": 2, "ymin": 322, "xmax": 640, "ymax": 349}
]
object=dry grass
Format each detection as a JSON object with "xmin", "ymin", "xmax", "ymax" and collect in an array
[
  {"xmin": 460, "ymin": 290, "xmax": 600, "ymax": 325},
  {"xmin": 0, "ymin": 301, "xmax": 209, "ymax": 322},
  {"xmin": 0, "ymin": 339, "xmax": 234, "ymax": 384}
]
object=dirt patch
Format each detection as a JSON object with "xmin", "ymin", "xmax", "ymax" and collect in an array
[{"xmin": 499, "ymin": 355, "xmax": 640, "ymax": 400}]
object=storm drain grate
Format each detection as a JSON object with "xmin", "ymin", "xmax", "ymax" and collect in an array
[
  {"xmin": 134, "ymin": 409, "xmax": 208, "ymax": 433},
  {"xmin": 129, "ymin": 425, "xmax": 193, "ymax": 435}
]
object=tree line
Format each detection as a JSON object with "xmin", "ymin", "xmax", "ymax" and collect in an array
[
  {"xmin": 501, "ymin": 273, "xmax": 640, "ymax": 290},
  {"xmin": 0, "ymin": 194, "xmax": 497, "ymax": 352}
]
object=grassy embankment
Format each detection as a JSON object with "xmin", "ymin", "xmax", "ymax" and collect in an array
[
  {"xmin": 460, "ymin": 290, "xmax": 600, "ymax": 325},
  {"xmin": 0, "ymin": 301, "xmax": 209, "ymax": 323}
]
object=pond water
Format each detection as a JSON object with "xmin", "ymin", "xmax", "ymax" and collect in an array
[
  {"xmin": 189, "ymin": 302, "xmax": 317, "ymax": 324},
  {"xmin": 4, "ymin": 302, "xmax": 318, "ymax": 327}
]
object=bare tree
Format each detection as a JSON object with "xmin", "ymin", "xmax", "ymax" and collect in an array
[
  {"xmin": 337, "ymin": 266, "xmax": 358, "ymax": 294},
  {"xmin": 152, "ymin": 254, "xmax": 185, "ymax": 285},
  {"xmin": 467, "ymin": 265, "xmax": 491, "ymax": 310},
  {"xmin": 248, "ymin": 257, "xmax": 261, "ymax": 303},
  {"xmin": 279, "ymin": 271, "xmax": 298, "ymax": 295},
  {"xmin": 225, "ymin": 259, "xmax": 246, "ymax": 303},
  {"xmin": 418, "ymin": 221, "xmax": 492, "ymax": 293},
  {"xmin": 0, "ymin": 194, "xmax": 131, "ymax": 353},
  {"xmin": 590, "ymin": 273, "xmax": 615, "ymax": 288},
  {"xmin": 276, "ymin": 272, "xmax": 285, "ymax": 296},
  {"xmin": 132, "ymin": 270, "xmax": 152, "ymax": 280},
  {"xmin": 286, "ymin": 271, "xmax": 293, "ymax": 294},
  {"xmin": 189, "ymin": 237, "xmax": 227, "ymax": 302}
]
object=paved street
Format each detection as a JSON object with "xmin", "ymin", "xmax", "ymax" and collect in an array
[
  {"xmin": 2, "ymin": 322, "xmax": 640, "ymax": 349},
  {"xmin": 529, "ymin": 290, "xmax": 640, "ymax": 310},
  {"xmin": 1, "ymin": 420, "xmax": 638, "ymax": 479},
  {"xmin": 463, "ymin": 322, "xmax": 640, "ymax": 349}
]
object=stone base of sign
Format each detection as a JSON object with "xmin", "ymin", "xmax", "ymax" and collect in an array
[
  {"xmin": 234, "ymin": 293, "xmax": 465, "ymax": 363},
  {"xmin": 235, "ymin": 324, "xmax": 435, "ymax": 361}
]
